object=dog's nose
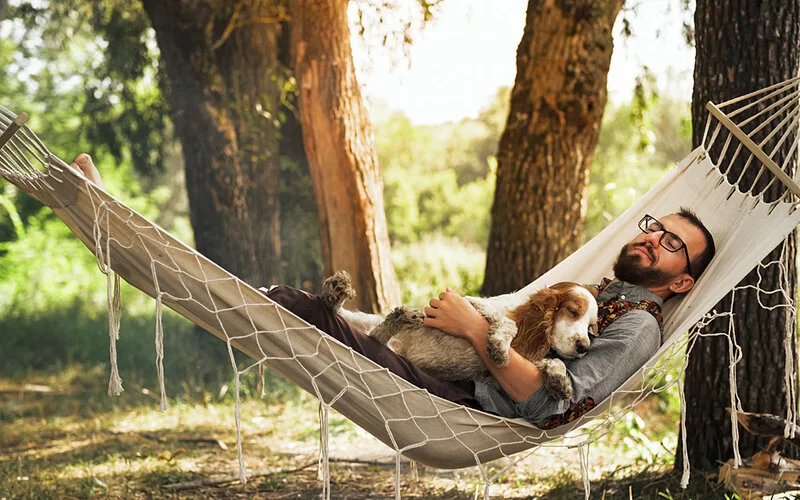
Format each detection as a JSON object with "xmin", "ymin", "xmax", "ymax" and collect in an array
[{"xmin": 575, "ymin": 340, "xmax": 589, "ymax": 354}]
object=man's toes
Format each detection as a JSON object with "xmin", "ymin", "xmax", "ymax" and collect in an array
[
  {"xmin": 76, "ymin": 153, "xmax": 93, "ymax": 167},
  {"xmin": 70, "ymin": 154, "xmax": 103, "ymax": 186}
]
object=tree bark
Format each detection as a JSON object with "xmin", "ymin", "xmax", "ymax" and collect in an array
[
  {"xmin": 290, "ymin": 0, "xmax": 400, "ymax": 313},
  {"xmin": 140, "ymin": 0, "xmax": 282, "ymax": 288},
  {"xmin": 679, "ymin": 0, "xmax": 799, "ymax": 471},
  {"xmin": 482, "ymin": 0, "xmax": 623, "ymax": 296}
]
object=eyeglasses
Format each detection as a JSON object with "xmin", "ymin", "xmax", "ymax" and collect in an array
[{"xmin": 638, "ymin": 214, "xmax": 693, "ymax": 277}]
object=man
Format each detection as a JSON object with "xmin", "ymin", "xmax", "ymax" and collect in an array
[{"xmin": 68, "ymin": 154, "xmax": 715, "ymax": 427}]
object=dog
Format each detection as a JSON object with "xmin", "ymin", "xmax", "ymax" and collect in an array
[{"xmin": 319, "ymin": 271, "xmax": 598, "ymax": 401}]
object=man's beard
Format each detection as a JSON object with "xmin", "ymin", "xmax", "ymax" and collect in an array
[{"xmin": 613, "ymin": 242, "xmax": 674, "ymax": 288}]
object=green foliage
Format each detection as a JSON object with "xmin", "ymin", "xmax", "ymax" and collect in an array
[
  {"xmin": 0, "ymin": 172, "xmax": 219, "ymax": 386},
  {"xmin": 0, "ymin": 2, "xmax": 203, "ymax": 386},
  {"xmin": 376, "ymin": 84, "xmax": 690, "ymax": 250},
  {"xmin": 10, "ymin": 0, "xmax": 167, "ymax": 176},
  {"xmin": 586, "ymin": 93, "xmax": 692, "ymax": 240},
  {"xmin": 391, "ymin": 234, "xmax": 485, "ymax": 305},
  {"xmin": 375, "ymin": 87, "xmax": 508, "ymax": 248}
]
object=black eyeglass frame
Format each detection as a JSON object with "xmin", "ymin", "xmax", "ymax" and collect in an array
[{"xmin": 638, "ymin": 214, "xmax": 693, "ymax": 277}]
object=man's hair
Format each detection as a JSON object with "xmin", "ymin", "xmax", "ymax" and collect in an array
[{"xmin": 676, "ymin": 207, "xmax": 715, "ymax": 279}]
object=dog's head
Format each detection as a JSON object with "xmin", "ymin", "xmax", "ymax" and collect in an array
[{"xmin": 509, "ymin": 282, "xmax": 598, "ymax": 361}]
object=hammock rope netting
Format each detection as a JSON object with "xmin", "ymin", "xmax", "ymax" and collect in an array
[{"xmin": 2, "ymin": 76, "xmax": 800, "ymax": 499}]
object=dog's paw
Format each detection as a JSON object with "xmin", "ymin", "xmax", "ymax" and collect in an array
[
  {"xmin": 487, "ymin": 338, "xmax": 511, "ymax": 367},
  {"xmin": 320, "ymin": 270, "xmax": 356, "ymax": 312},
  {"xmin": 535, "ymin": 358, "xmax": 573, "ymax": 400},
  {"xmin": 384, "ymin": 306, "xmax": 425, "ymax": 328},
  {"xmin": 370, "ymin": 306, "xmax": 423, "ymax": 345}
]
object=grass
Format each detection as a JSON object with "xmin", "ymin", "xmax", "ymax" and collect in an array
[{"xmin": 0, "ymin": 365, "xmax": 743, "ymax": 500}]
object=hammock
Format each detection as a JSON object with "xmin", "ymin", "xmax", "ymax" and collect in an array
[{"xmin": 1, "ymin": 78, "xmax": 799, "ymax": 486}]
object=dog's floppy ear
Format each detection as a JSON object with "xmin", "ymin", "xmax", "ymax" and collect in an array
[{"xmin": 509, "ymin": 286, "xmax": 560, "ymax": 361}]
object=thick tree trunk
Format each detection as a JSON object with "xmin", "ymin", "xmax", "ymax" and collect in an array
[
  {"xmin": 290, "ymin": 0, "xmax": 400, "ymax": 313},
  {"xmin": 140, "ymin": 0, "xmax": 281, "ymax": 288},
  {"xmin": 482, "ymin": 0, "xmax": 622, "ymax": 296},
  {"xmin": 679, "ymin": 0, "xmax": 799, "ymax": 471}
]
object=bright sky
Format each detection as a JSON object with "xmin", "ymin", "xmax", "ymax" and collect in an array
[{"xmin": 354, "ymin": 0, "xmax": 695, "ymax": 125}]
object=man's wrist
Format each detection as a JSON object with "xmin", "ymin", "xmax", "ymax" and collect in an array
[{"xmin": 466, "ymin": 317, "xmax": 490, "ymax": 346}]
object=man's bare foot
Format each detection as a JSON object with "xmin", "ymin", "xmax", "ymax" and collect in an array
[{"xmin": 69, "ymin": 153, "xmax": 103, "ymax": 188}]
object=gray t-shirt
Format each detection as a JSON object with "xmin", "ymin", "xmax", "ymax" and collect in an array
[{"xmin": 473, "ymin": 280, "xmax": 663, "ymax": 426}]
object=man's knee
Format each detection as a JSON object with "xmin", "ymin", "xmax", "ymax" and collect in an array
[
  {"xmin": 265, "ymin": 285, "xmax": 313, "ymax": 307},
  {"xmin": 265, "ymin": 285, "xmax": 332, "ymax": 326}
]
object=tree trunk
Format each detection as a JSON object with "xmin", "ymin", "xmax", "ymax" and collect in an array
[
  {"xmin": 290, "ymin": 0, "xmax": 400, "ymax": 313},
  {"xmin": 482, "ymin": 0, "xmax": 623, "ymax": 296},
  {"xmin": 679, "ymin": 0, "xmax": 799, "ymax": 471},
  {"xmin": 140, "ymin": 0, "xmax": 282, "ymax": 288}
]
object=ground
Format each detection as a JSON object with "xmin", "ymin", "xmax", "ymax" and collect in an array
[{"xmin": 0, "ymin": 367, "xmax": 739, "ymax": 499}]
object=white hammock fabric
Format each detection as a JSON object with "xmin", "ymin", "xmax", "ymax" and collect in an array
[{"xmin": 1, "ymin": 78, "xmax": 799, "ymax": 480}]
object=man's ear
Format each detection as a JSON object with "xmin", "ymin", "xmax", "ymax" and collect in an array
[{"xmin": 669, "ymin": 275, "xmax": 695, "ymax": 295}]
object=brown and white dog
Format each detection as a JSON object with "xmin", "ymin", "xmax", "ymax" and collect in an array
[{"xmin": 320, "ymin": 272, "xmax": 598, "ymax": 401}]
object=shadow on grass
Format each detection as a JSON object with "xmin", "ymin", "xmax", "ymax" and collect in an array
[
  {"xmin": 539, "ymin": 466, "xmax": 732, "ymax": 499},
  {"xmin": 0, "ymin": 417, "xmax": 475, "ymax": 500}
]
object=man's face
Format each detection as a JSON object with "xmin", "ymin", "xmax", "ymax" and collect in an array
[{"xmin": 614, "ymin": 214, "xmax": 707, "ymax": 290}]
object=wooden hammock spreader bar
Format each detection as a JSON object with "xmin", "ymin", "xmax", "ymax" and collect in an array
[
  {"xmin": 0, "ymin": 112, "xmax": 29, "ymax": 150},
  {"xmin": 706, "ymin": 101, "xmax": 800, "ymax": 198}
]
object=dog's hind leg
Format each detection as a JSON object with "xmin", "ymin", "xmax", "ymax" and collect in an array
[{"xmin": 319, "ymin": 270, "xmax": 356, "ymax": 313}]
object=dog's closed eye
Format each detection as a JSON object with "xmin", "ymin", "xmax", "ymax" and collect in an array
[{"xmin": 564, "ymin": 305, "xmax": 581, "ymax": 319}]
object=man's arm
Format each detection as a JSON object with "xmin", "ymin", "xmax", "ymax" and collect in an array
[
  {"xmin": 498, "ymin": 310, "xmax": 660, "ymax": 426},
  {"xmin": 422, "ymin": 288, "xmax": 545, "ymax": 402},
  {"xmin": 563, "ymin": 310, "xmax": 661, "ymax": 404}
]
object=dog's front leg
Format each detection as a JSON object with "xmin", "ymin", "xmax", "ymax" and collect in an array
[
  {"xmin": 467, "ymin": 298, "xmax": 516, "ymax": 367},
  {"xmin": 534, "ymin": 358, "xmax": 573, "ymax": 401},
  {"xmin": 369, "ymin": 306, "xmax": 424, "ymax": 345}
]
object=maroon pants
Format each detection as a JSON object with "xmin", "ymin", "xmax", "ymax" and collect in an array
[{"xmin": 265, "ymin": 285, "xmax": 481, "ymax": 409}]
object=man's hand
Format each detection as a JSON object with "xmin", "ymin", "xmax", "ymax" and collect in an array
[
  {"xmin": 69, "ymin": 153, "xmax": 103, "ymax": 188},
  {"xmin": 422, "ymin": 287, "xmax": 489, "ymax": 343}
]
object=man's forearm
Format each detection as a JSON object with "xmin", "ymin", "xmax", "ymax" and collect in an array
[{"xmin": 469, "ymin": 329, "xmax": 545, "ymax": 402}]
